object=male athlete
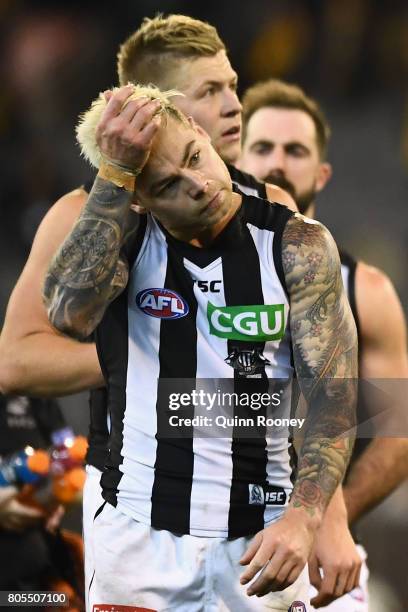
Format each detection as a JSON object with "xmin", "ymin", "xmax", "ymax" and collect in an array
[
  {"xmin": 0, "ymin": 14, "xmax": 297, "ymax": 599},
  {"xmin": 43, "ymin": 83, "xmax": 357, "ymax": 612},
  {"xmin": 238, "ymin": 78, "xmax": 408, "ymax": 610}
]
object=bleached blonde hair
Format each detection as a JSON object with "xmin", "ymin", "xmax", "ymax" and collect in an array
[{"xmin": 76, "ymin": 83, "xmax": 186, "ymax": 169}]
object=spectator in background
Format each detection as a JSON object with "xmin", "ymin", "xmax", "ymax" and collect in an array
[{"xmin": 0, "ymin": 393, "xmax": 84, "ymax": 609}]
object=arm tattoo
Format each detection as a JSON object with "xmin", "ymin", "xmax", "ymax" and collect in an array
[
  {"xmin": 283, "ymin": 215, "xmax": 358, "ymax": 517},
  {"xmin": 43, "ymin": 177, "xmax": 133, "ymax": 339}
]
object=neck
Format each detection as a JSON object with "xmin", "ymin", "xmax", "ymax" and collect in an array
[
  {"xmin": 165, "ymin": 192, "xmax": 242, "ymax": 248},
  {"xmin": 303, "ymin": 202, "xmax": 316, "ymax": 219}
]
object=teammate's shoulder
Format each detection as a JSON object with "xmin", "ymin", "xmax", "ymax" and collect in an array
[
  {"xmin": 355, "ymin": 261, "xmax": 406, "ymax": 346},
  {"xmin": 264, "ymin": 184, "xmax": 298, "ymax": 212},
  {"xmin": 356, "ymin": 261, "xmax": 396, "ymax": 298},
  {"xmin": 50, "ymin": 187, "xmax": 89, "ymax": 216}
]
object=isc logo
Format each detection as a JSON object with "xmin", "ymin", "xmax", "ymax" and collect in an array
[
  {"xmin": 136, "ymin": 288, "xmax": 189, "ymax": 319},
  {"xmin": 265, "ymin": 491, "xmax": 285, "ymax": 503}
]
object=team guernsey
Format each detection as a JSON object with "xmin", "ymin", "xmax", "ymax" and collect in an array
[
  {"xmin": 95, "ymin": 193, "xmax": 297, "ymax": 538},
  {"xmin": 85, "ymin": 168, "xmax": 268, "ymax": 471}
]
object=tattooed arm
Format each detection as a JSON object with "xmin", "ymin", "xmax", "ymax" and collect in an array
[
  {"xmin": 286, "ymin": 215, "xmax": 357, "ymax": 517},
  {"xmin": 43, "ymin": 86, "xmax": 161, "ymax": 340},
  {"xmin": 240, "ymin": 215, "xmax": 357, "ymax": 598},
  {"xmin": 43, "ymin": 177, "xmax": 132, "ymax": 340}
]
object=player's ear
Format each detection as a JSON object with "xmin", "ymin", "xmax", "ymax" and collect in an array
[
  {"xmin": 316, "ymin": 162, "xmax": 332, "ymax": 192},
  {"xmin": 187, "ymin": 116, "xmax": 210, "ymax": 141}
]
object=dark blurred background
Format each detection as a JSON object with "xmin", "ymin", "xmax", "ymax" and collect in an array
[{"xmin": 1, "ymin": 1, "xmax": 407, "ymax": 609}]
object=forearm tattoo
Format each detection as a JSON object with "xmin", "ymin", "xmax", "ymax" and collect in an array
[
  {"xmin": 43, "ymin": 177, "xmax": 133, "ymax": 339},
  {"xmin": 283, "ymin": 216, "xmax": 358, "ymax": 517}
]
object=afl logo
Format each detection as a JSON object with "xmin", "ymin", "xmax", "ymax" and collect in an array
[
  {"xmin": 136, "ymin": 288, "xmax": 189, "ymax": 319},
  {"xmin": 289, "ymin": 602, "xmax": 306, "ymax": 612}
]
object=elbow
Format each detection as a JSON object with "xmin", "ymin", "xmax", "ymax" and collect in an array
[
  {"xmin": 47, "ymin": 313, "xmax": 90, "ymax": 342},
  {"xmin": 44, "ymin": 294, "xmax": 89, "ymax": 342},
  {"xmin": 0, "ymin": 352, "xmax": 28, "ymax": 395}
]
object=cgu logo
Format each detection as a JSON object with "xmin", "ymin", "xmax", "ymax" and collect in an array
[
  {"xmin": 207, "ymin": 302, "xmax": 285, "ymax": 342},
  {"xmin": 136, "ymin": 288, "xmax": 189, "ymax": 319}
]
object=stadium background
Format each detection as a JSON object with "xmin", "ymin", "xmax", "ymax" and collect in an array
[{"xmin": 0, "ymin": 0, "xmax": 407, "ymax": 609}]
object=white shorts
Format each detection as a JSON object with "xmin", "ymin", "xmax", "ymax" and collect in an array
[
  {"xmin": 83, "ymin": 464, "xmax": 104, "ymax": 608},
  {"xmin": 309, "ymin": 545, "xmax": 369, "ymax": 612},
  {"xmin": 89, "ymin": 502, "xmax": 310, "ymax": 612}
]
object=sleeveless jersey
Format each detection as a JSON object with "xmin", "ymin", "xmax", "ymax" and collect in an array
[
  {"xmin": 95, "ymin": 193, "xmax": 296, "ymax": 538},
  {"xmin": 85, "ymin": 169, "xmax": 268, "ymax": 471}
]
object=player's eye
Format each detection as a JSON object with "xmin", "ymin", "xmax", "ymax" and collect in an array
[
  {"xmin": 203, "ymin": 86, "xmax": 216, "ymax": 97},
  {"xmin": 190, "ymin": 150, "xmax": 201, "ymax": 166},
  {"xmin": 160, "ymin": 178, "xmax": 179, "ymax": 194},
  {"xmin": 286, "ymin": 144, "xmax": 308, "ymax": 158},
  {"xmin": 253, "ymin": 143, "xmax": 272, "ymax": 156}
]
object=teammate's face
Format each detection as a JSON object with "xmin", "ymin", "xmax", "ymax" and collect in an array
[
  {"xmin": 240, "ymin": 107, "xmax": 331, "ymax": 215},
  {"xmin": 171, "ymin": 51, "xmax": 242, "ymax": 165},
  {"xmin": 135, "ymin": 117, "xmax": 235, "ymax": 236}
]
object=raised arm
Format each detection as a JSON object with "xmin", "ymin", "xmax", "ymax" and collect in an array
[
  {"xmin": 43, "ymin": 86, "xmax": 161, "ymax": 340},
  {"xmin": 240, "ymin": 215, "xmax": 358, "ymax": 597}
]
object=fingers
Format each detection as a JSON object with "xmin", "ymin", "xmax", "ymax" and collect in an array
[
  {"xmin": 120, "ymin": 96, "xmax": 151, "ymax": 122},
  {"xmin": 96, "ymin": 86, "xmax": 162, "ymax": 172},
  {"xmin": 249, "ymin": 558, "xmax": 298, "ymax": 597},
  {"xmin": 139, "ymin": 113, "xmax": 162, "ymax": 146},
  {"xmin": 239, "ymin": 532, "xmax": 263, "ymax": 567},
  {"xmin": 346, "ymin": 558, "xmax": 361, "ymax": 594},
  {"xmin": 311, "ymin": 561, "xmax": 361, "ymax": 608},
  {"xmin": 333, "ymin": 570, "xmax": 349, "ymax": 599},
  {"xmin": 100, "ymin": 84, "xmax": 134, "ymax": 124},
  {"xmin": 310, "ymin": 568, "xmax": 337, "ymax": 607},
  {"xmin": 308, "ymin": 554, "xmax": 322, "ymax": 590}
]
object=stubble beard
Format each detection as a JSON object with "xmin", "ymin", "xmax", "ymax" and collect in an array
[{"xmin": 263, "ymin": 173, "xmax": 316, "ymax": 215}]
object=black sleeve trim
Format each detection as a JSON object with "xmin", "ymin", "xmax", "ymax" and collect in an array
[
  {"xmin": 227, "ymin": 163, "xmax": 267, "ymax": 199},
  {"xmin": 272, "ymin": 209, "xmax": 293, "ymax": 301}
]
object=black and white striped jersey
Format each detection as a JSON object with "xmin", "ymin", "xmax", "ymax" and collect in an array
[
  {"xmin": 85, "ymin": 169, "xmax": 268, "ymax": 472},
  {"xmin": 95, "ymin": 193, "xmax": 297, "ymax": 538}
]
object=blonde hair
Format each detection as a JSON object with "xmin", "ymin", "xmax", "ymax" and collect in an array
[
  {"xmin": 242, "ymin": 79, "xmax": 331, "ymax": 159},
  {"xmin": 117, "ymin": 14, "xmax": 225, "ymax": 88},
  {"xmin": 76, "ymin": 84, "xmax": 186, "ymax": 169}
]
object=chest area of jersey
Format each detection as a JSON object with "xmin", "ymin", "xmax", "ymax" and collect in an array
[{"xmin": 129, "ymin": 234, "xmax": 288, "ymax": 344}]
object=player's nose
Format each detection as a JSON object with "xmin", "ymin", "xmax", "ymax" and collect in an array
[
  {"xmin": 185, "ymin": 170, "xmax": 208, "ymax": 200},
  {"xmin": 267, "ymin": 147, "xmax": 287, "ymax": 174},
  {"xmin": 221, "ymin": 88, "xmax": 242, "ymax": 118}
]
